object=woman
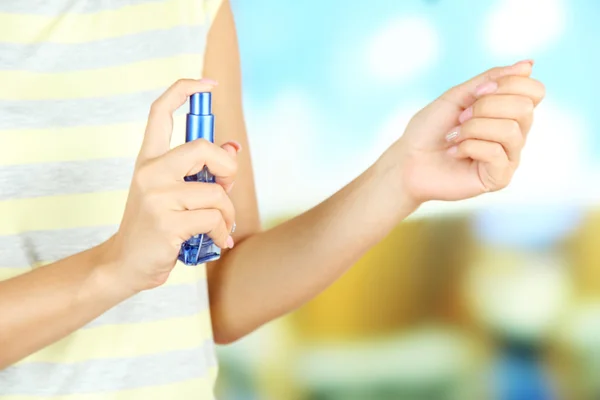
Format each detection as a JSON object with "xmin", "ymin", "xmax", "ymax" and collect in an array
[{"xmin": 0, "ymin": 0, "xmax": 544, "ymax": 398}]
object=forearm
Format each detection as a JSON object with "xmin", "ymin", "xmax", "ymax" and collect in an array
[
  {"xmin": 0, "ymin": 239, "xmax": 130, "ymax": 369},
  {"xmin": 209, "ymin": 157, "xmax": 418, "ymax": 343}
]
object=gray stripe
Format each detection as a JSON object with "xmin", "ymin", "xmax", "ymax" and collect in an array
[
  {"xmin": 0, "ymin": 0, "xmax": 166, "ymax": 15},
  {"xmin": 0, "ymin": 89, "xmax": 189, "ymax": 129},
  {"xmin": 86, "ymin": 278, "xmax": 210, "ymax": 328},
  {"xmin": 0, "ymin": 342, "xmax": 217, "ymax": 396},
  {"xmin": 0, "ymin": 25, "xmax": 207, "ymax": 72},
  {"xmin": 0, "ymin": 225, "xmax": 118, "ymax": 268},
  {"xmin": 0, "ymin": 157, "xmax": 134, "ymax": 202}
]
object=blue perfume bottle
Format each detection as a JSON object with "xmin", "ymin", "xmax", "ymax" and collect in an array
[{"xmin": 178, "ymin": 92, "xmax": 221, "ymax": 265}]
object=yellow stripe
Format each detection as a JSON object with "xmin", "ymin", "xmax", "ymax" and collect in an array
[
  {"xmin": 168, "ymin": 260, "xmax": 208, "ymax": 285},
  {"xmin": 20, "ymin": 311, "xmax": 212, "ymax": 364},
  {"xmin": 0, "ymin": 0, "xmax": 205, "ymax": 44},
  {"xmin": 209, "ymin": 365, "xmax": 219, "ymax": 382},
  {"xmin": 0, "ymin": 261, "xmax": 205, "ymax": 286},
  {"xmin": 0, "ymin": 55, "xmax": 203, "ymax": 101},
  {"xmin": 0, "ymin": 267, "xmax": 32, "ymax": 281},
  {"xmin": 0, "ymin": 122, "xmax": 144, "ymax": 166},
  {"xmin": 0, "ymin": 115, "xmax": 187, "ymax": 166},
  {"xmin": 1, "ymin": 374, "xmax": 215, "ymax": 400},
  {"xmin": 206, "ymin": 0, "xmax": 224, "ymax": 24},
  {"xmin": 0, "ymin": 191, "xmax": 127, "ymax": 235}
]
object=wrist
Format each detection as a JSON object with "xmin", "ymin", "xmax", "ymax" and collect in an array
[
  {"xmin": 370, "ymin": 145, "xmax": 422, "ymax": 218},
  {"xmin": 88, "ymin": 237, "xmax": 140, "ymax": 301}
]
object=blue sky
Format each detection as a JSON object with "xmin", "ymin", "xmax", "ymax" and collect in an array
[{"xmin": 230, "ymin": 0, "xmax": 599, "ymax": 219}]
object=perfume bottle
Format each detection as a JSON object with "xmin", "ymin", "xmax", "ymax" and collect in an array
[{"xmin": 178, "ymin": 92, "xmax": 221, "ymax": 265}]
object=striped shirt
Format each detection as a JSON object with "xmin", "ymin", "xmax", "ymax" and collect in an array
[{"xmin": 0, "ymin": 0, "xmax": 222, "ymax": 398}]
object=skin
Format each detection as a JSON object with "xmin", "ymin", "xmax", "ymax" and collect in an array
[{"xmin": 0, "ymin": 1, "xmax": 545, "ymax": 369}]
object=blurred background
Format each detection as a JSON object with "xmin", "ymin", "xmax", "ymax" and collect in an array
[{"xmin": 216, "ymin": 0, "xmax": 600, "ymax": 399}]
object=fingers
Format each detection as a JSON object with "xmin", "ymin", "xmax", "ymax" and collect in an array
[
  {"xmin": 144, "ymin": 182, "xmax": 235, "ymax": 248},
  {"xmin": 446, "ymin": 118, "xmax": 523, "ymax": 162},
  {"xmin": 442, "ymin": 60, "xmax": 533, "ymax": 109},
  {"xmin": 169, "ymin": 182, "xmax": 236, "ymax": 232},
  {"xmin": 174, "ymin": 209, "xmax": 232, "ymax": 249},
  {"xmin": 156, "ymin": 138, "xmax": 238, "ymax": 186},
  {"xmin": 448, "ymin": 139, "xmax": 513, "ymax": 192},
  {"xmin": 139, "ymin": 78, "xmax": 218, "ymax": 162},
  {"xmin": 459, "ymin": 94, "xmax": 534, "ymax": 134},
  {"xmin": 493, "ymin": 75, "xmax": 546, "ymax": 106}
]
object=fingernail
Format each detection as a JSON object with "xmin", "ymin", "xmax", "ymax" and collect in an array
[
  {"xmin": 458, "ymin": 107, "xmax": 473, "ymax": 124},
  {"xmin": 224, "ymin": 140, "xmax": 242, "ymax": 153},
  {"xmin": 445, "ymin": 128, "xmax": 460, "ymax": 142},
  {"xmin": 226, "ymin": 235, "xmax": 235, "ymax": 249},
  {"xmin": 227, "ymin": 181, "xmax": 235, "ymax": 193},
  {"xmin": 474, "ymin": 81, "xmax": 498, "ymax": 97},
  {"xmin": 447, "ymin": 146, "xmax": 458, "ymax": 155},
  {"xmin": 200, "ymin": 78, "xmax": 219, "ymax": 86}
]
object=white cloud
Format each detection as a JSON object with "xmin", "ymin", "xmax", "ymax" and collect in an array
[
  {"xmin": 365, "ymin": 17, "xmax": 439, "ymax": 84},
  {"xmin": 484, "ymin": 0, "xmax": 565, "ymax": 58},
  {"xmin": 245, "ymin": 90, "xmax": 340, "ymax": 220},
  {"xmin": 507, "ymin": 101, "xmax": 588, "ymax": 204}
]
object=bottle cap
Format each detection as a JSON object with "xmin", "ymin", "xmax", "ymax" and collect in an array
[{"xmin": 190, "ymin": 92, "xmax": 211, "ymax": 115}]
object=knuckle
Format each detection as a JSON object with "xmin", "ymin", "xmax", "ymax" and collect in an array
[
  {"xmin": 495, "ymin": 74, "xmax": 516, "ymax": 88},
  {"xmin": 460, "ymin": 118, "xmax": 478, "ymax": 137},
  {"xmin": 459, "ymin": 139, "xmax": 471, "ymax": 151},
  {"xmin": 460, "ymin": 140, "xmax": 474, "ymax": 155},
  {"xmin": 537, "ymin": 81, "xmax": 547, "ymax": 99},
  {"xmin": 192, "ymin": 138, "xmax": 210, "ymax": 153},
  {"xmin": 156, "ymin": 214, "xmax": 174, "ymax": 236},
  {"xmin": 519, "ymin": 96, "xmax": 534, "ymax": 113},
  {"xmin": 487, "ymin": 166, "xmax": 513, "ymax": 192},
  {"xmin": 149, "ymin": 99, "xmax": 164, "ymax": 116},
  {"xmin": 173, "ymin": 79, "xmax": 189, "ymax": 98},
  {"xmin": 491, "ymin": 143, "xmax": 506, "ymax": 158},
  {"xmin": 485, "ymin": 67, "xmax": 504, "ymax": 80},
  {"xmin": 474, "ymin": 96, "xmax": 492, "ymax": 116},
  {"xmin": 209, "ymin": 182, "xmax": 227, "ymax": 202},
  {"xmin": 141, "ymin": 190, "xmax": 164, "ymax": 214},
  {"xmin": 507, "ymin": 119, "xmax": 521, "ymax": 137},
  {"xmin": 172, "ymin": 78, "xmax": 192, "ymax": 94},
  {"xmin": 503, "ymin": 119, "xmax": 522, "ymax": 146},
  {"xmin": 133, "ymin": 164, "xmax": 153, "ymax": 189},
  {"xmin": 206, "ymin": 209, "xmax": 222, "ymax": 227}
]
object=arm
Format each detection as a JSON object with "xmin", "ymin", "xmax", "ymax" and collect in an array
[
  {"xmin": 0, "ymin": 240, "xmax": 131, "ymax": 369},
  {"xmin": 204, "ymin": 2, "xmax": 416, "ymax": 342},
  {"xmin": 203, "ymin": 1, "xmax": 544, "ymax": 343},
  {"xmin": 209, "ymin": 160, "xmax": 417, "ymax": 344}
]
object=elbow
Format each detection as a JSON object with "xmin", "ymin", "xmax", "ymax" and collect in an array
[
  {"xmin": 211, "ymin": 310, "xmax": 254, "ymax": 345},
  {"xmin": 212, "ymin": 321, "xmax": 246, "ymax": 345},
  {"xmin": 213, "ymin": 331, "xmax": 238, "ymax": 346}
]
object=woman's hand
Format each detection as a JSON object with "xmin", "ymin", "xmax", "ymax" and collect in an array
[
  {"xmin": 381, "ymin": 60, "xmax": 545, "ymax": 206},
  {"xmin": 106, "ymin": 79, "xmax": 239, "ymax": 292}
]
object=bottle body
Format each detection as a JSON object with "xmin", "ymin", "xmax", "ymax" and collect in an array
[
  {"xmin": 178, "ymin": 92, "xmax": 221, "ymax": 266},
  {"xmin": 178, "ymin": 166, "xmax": 221, "ymax": 265}
]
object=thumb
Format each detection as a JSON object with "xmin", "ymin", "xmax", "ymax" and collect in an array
[{"xmin": 441, "ymin": 60, "xmax": 534, "ymax": 109}]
